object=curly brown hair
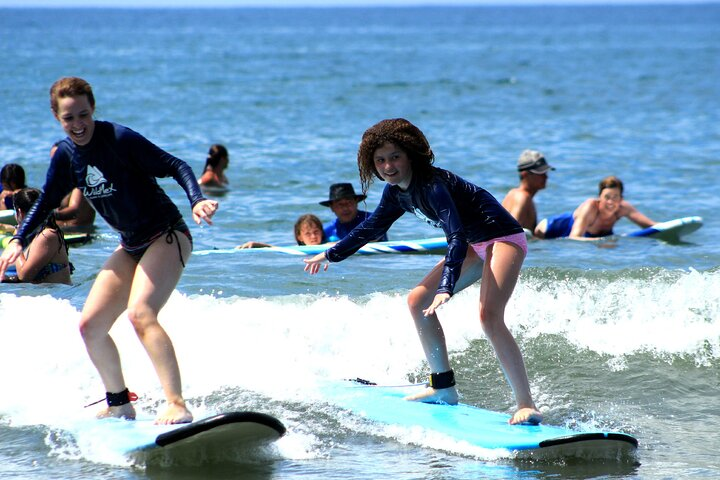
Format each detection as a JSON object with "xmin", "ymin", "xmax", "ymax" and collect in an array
[{"xmin": 356, "ymin": 118, "xmax": 434, "ymax": 195}]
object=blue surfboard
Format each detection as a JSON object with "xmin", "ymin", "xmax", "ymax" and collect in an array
[
  {"xmin": 193, "ymin": 237, "xmax": 449, "ymax": 257},
  {"xmin": 623, "ymin": 215, "xmax": 702, "ymax": 242},
  {"xmin": 80, "ymin": 411, "xmax": 286, "ymax": 465},
  {"xmin": 323, "ymin": 380, "xmax": 637, "ymax": 461}
]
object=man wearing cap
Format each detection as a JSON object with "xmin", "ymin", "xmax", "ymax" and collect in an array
[
  {"xmin": 320, "ymin": 183, "xmax": 387, "ymax": 242},
  {"xmin": 501, "ymin": 150, "xmax": 554, "ymax": 232}
]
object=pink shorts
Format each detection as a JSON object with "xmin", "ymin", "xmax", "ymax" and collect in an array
[{"xmin": 470, "ymin": 231, "xmax": 528, "ymax": 261}]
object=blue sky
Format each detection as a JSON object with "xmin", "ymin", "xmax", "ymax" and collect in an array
[{"xmin": 1, "ymin": 0, "xmax": 706, "ymax": 7}]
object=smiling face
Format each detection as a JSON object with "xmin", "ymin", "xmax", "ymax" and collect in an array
[
  {"xmin": 598, "ymin": 187, "xmax": 622, "ymax": 215},
  {"xmin": 373, "ymin": 142, "xmax": 413, "ymax": 190},
  {"xmin": 55, "ymin": 95, "xmax": 95, "ymax": 146}
]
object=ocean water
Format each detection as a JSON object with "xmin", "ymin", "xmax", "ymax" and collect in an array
[{"xmin": 1, "ymin": 4, "xmax": 719, "ymax": 479}]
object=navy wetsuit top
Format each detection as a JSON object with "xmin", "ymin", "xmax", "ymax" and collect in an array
[
  {"xmin": 14, "ymin": 121, "xmax": 205, "ymax": 248},
  {"xmin": 324, "ymin": 210, "xmax": 388, "ymax": 242},
  {"xmin": 325, "ymin": 168, "xmax": 523, "ymax": 296}
]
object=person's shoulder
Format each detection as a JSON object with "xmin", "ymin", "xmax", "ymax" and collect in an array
[
  {"xmin": 34, "ymin": 227, "xmax": 62, "ymax": 250},
  {"xmin": 617, "ymin": 199, "xmax": 638, "ymax": 216},
  {"xmin": 109, "ymin": 122, "xmax": 149, "ymax": 146},
  {"xmin": 198, "ymin": 171, "xmax": 218, "ymax": 185},
  {"xmin": 574, "ymin": 197, "xmax": 598, "ymax": 216},
  {"xmin": 504, "ymin": 187, "xmax": 530, "ymax": 202}
]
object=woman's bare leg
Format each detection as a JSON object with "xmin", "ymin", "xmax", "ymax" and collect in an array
[
  {"xmin": 79, "ymin": 247, "xmax": 137, "ymax": 420},
  {"xmin": 127, "ymin": 232, "xmax": 193, "ymax": 424}
]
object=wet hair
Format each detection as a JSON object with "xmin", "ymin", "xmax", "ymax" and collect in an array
[
  {"xmin": 293, "ymin": 214, "xmax": 326, "ymax": 245},
  {"xmin": 598, "ymin": 175, "xmax": 624, "ymax": 196},
  {"xmin": 13, "ymin": 188, "xmax": 66, "ymax": 253},
  {"xmin": 1, "ymin": 163, "xmax": 27, "ymax": 190},
  {"xmin": 50, "ymin": 77, "xmax": 95, "ymax": 115},
  {"xmin": 204, "ymin": 144, "xmax": 229, "ymax": 170},
  {"xmin": 356, "ymin": 118, "xmax": 435, "ymax": 196}
]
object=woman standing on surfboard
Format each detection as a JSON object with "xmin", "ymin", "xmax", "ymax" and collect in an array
[
  {"xmin": 304, "ymin": 118, "xmax": 542, "ymax": 425},
  {"xmin": 0, "ymin": 77, "xmax": 219, "ymax": 425}
]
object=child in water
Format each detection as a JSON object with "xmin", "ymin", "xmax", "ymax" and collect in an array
[{"xmin": 303, "ymin": 118, "xmax": 542, "ymax": 425}]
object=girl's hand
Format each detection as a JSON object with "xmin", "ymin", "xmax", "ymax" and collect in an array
[
  {"xmin": 303, "ymin": 252, "xmax": 329, "ymax": 275},
  {"xmin": 423, "ymin": 293, "xmax": 451, "ymax": 316},
  {"xmin": 0, "ymin": 239, "xmax": 24, "ymax": 279},
  {"xmin": 192, "ymin": 200, "xmax": 219, "ymax": 225}
]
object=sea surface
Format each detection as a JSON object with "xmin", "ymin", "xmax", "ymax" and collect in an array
[{"xmin": 1, "ymin": 4, "xmax": 719, "ymax": 479}]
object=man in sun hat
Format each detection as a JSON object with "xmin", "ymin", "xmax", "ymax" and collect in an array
[
  {"xmin": 320, "ymin": 183, "xmax": 387, "ymax": 242},
  {"xmin": 501, "ymin": 149, "xmax": 555, "ymax": 232}
]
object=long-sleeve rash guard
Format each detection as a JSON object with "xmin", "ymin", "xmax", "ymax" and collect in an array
[
  {"xmin": 325, "ymin": 167, "xmax": 523, "ymax": 295},
  {"xmin": 14, "ymin": 121, "xmax": 205, "ymax": 247}
]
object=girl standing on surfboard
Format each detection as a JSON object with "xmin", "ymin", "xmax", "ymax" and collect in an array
[
  {"xmin": 304, "ymin": 118, "xmax": 542, "ymax": 425},
  {"xmin": 0, "ymin": 77, "xmax": 219, "ymax": 425}
]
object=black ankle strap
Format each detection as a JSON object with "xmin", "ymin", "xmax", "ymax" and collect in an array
[
  {"xmin": 429, "ymin": 370, "xmax": 456, "ymax": 389},
  {"xmin": 106, "ymin": 388, "xmax": 132, "ymax": 407}
]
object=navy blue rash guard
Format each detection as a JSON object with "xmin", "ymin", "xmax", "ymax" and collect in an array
[
  {"xmin": 325, "ymin": 168, "xmax": 523, "ymax": 296},
  {"xmin": 14, "ymin": 121, "xmax": 205, "ymax": 248}
]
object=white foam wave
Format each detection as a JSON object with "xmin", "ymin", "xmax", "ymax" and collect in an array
[{"xmin": 0, "ymin": 268, "xmax": 717, "ymax": 464}]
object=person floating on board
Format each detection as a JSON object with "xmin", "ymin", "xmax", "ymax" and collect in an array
[
  {"xmin": 50, "ymin": 141, "xmax": 97, "ymax": 233},
  {"xmin": 0, "ymin": 77, "xmax": 219, "ymax": 425},
  {"xmin": 320, "ymin": 183, "xmax": 387, "ymax": 242},
  {"xmin": 238, "ymin": 213, "xmax": 327, "ymax": 249},
  {"xmin": 303, "ymin": 118, "xmax": 542, "ymax": 425},
  {"xmin": 2, "ymin": 188, "xmax": 73, "ymax": 284},
  {"xmin": 534, "ymin": 175, "xmax": 656, "ymax": 240},
  {"xmin": 501, "ymin": 149, "xmax": 554, "ymax": 232},
  {"xmin": 198, "ymin": 143, "xmax": 230, "ymax": 194}
]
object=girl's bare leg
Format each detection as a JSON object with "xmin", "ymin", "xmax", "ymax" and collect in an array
[{"xmin": 480, "ymin": 241, "xmax": 541, "ymax": 425}]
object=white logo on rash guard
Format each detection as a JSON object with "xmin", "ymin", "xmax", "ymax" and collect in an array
[
  {"xmin": 85, "ymin": 165, "xmax": 106, "ymax": 187},
  {"xmin": 412, "ymin": 207, "xmax": 442, "ymax": 228},
  {"xmin": 82, "ymin": 165, "xmax": 116, "ymax": 199}
]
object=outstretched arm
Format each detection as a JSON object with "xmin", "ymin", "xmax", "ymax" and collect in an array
[
  {"xmin": 303, "ymin": 252, "xmax": 329, "ymax": 275},
  {"xmin": 622, "ymin": 201, "xmax": 655, "ymax": 228},
  {"xmin": 568, "ymin": 199, "xmax": 597, "ymax": 241}
]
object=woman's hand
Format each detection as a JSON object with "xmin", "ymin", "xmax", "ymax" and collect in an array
[
  {"xmin": 0, "ymin": 239, "xmax": 24, "ymax": 279},
  {"xmin": 192, "ymin": 200, "xmax": 219, "ymax": 225},
  {"xmin": 423, "ymin": 293, "xmax": 451, "ymax": 316},
  {"xmin": 303, "ymin": 252, "xmax": 329, "ymax": 275}
]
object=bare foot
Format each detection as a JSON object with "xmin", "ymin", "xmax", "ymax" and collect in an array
[
  {"xmin": 405, "ymin": 386, "xmax": 459, "ymax": 405},
  {"xmin": 509, "ymin": 407, "xmax": 542, "ymax": 425},
  {"xmin": 96, "ymin": 403, "xmax": 136, "ymax": 420},
  {"xmin": 155, "ymin": 401, "xmax": 193, "ymax": 425}
]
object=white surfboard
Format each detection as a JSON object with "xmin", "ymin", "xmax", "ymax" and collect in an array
[{"xmin": 0, "ymin": 209, "xmax": 16, "ymax": 225}]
